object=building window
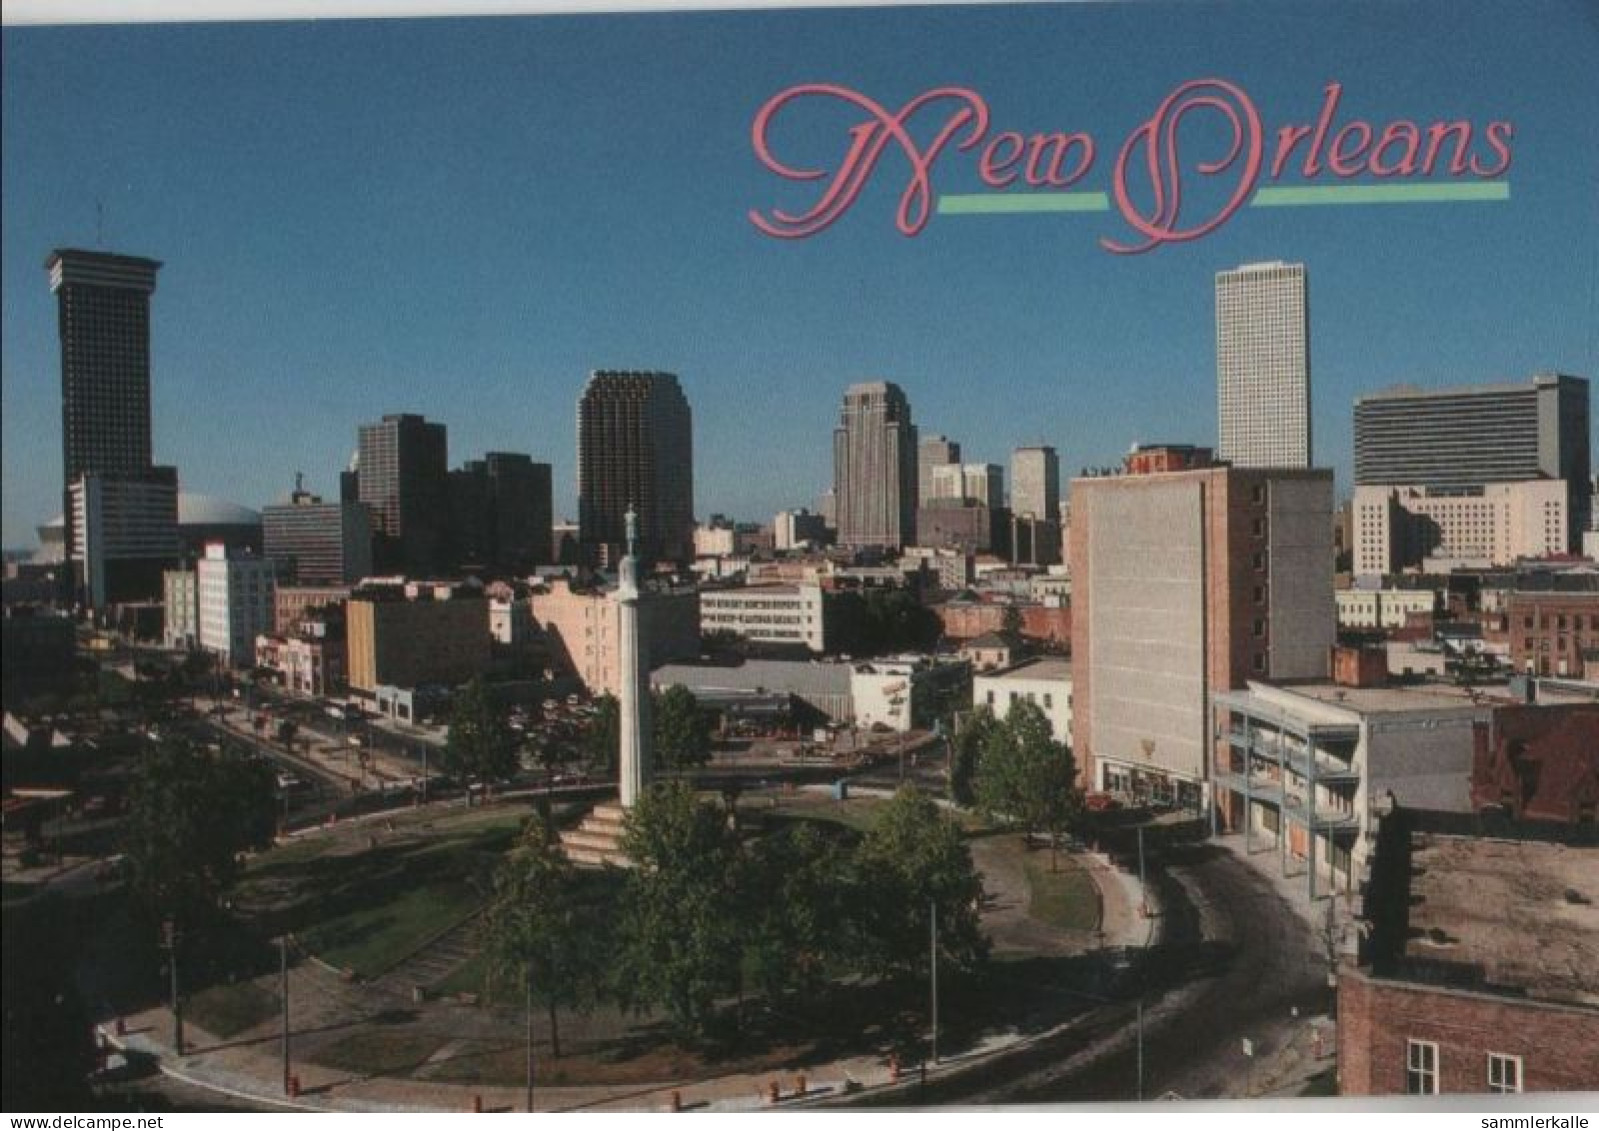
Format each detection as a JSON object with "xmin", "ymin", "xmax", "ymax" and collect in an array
[
  {"xmin": 1406, "ymin": 1040, "xmax": 1439, "ymax": 1095},
  {"xmin": 1487, "ymin": 1053, "xmax": 1522, "ymax": 1094}
]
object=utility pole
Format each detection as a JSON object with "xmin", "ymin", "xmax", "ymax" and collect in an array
[
  {"xmin": 280, "ymin": 935, "xmax": 291, "ymax": 1094},
  {"xmin": 929, "ymin": 900, "xmax": 939, "ymax": 1065},
  {"xmin": 1136, "ymin": 999, "xmax": 1144, "ymax": 1100},
  {"xmin": 1137, "ymin": 826, "xmax": 1148, "ymax": 917},
  {"xmin": 525, "ymin": 959, "xmax": 536, "ymax": 1113},
  {"xmin": 163, "ymin": 919, "xmax": 184, "ymax": 1056}
]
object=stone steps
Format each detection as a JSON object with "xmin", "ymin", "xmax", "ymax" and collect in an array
[{"xmin": 560, "ymin": 802, "xmax": 633, "ymax": 869}]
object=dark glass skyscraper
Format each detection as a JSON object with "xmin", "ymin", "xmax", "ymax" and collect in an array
[
  {"xmin": 577, "ymin": 371, "xmax": 694, "ymax": 565},
  {"xmin": 48, "ymin": 249, "xmax": 163, "ymax": 573},
  {"xmin": 357, "ymin": 413, "xmax": 449, "ymax": 576},
  {"xmin": 449, "ymin": 452, "xmax": 553, "ymax": 573}
]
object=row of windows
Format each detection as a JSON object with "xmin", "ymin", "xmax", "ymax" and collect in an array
[{"xmin": 1406, "ymin": 1040, "xmax": 1521, "ymax": 1095}]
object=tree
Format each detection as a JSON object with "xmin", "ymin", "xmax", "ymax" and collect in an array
[
  {"xmin": 445, "ymin": 678, "xmax": 519, "ymax": 802},
  {"xmin": 652, "ymin": 684, "xmax": 713, "ymax": 771},
  {"xmin": 742, "ymin": 821, "xmax": 850, "ymax": 1003},
  {"xmin": 999, "ymin": 603, "xmax": 1025, "ymax": 648},
  {"xmin": 122, "ymin": 740, "xmax": 277, "ymax": 931},
  {"xmin": 949, "ymin": 707, "xmax": 999, "ymax": 807},
  {"xmin": 481, "ymin": 822, "xmax": 606, "ymax": 1058},
  {"xmin": 616, "ymin": 782, "xmax": 744, "ymax": 1039},
  {"xmin": 851, "ymin": 786, "xmax": 987, "ymax": 979},
  {"xmin": 583, "ymin": 694, "xmax": 620, "ymax": 775},
  {"xmin": 974, "ymin": 699, "xmax": 1082, "ymax": 870}
]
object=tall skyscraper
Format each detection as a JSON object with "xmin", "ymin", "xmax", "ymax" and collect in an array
[
  {"xmin": 1011, "ymin": 446, "xmax": 1060, "ymax": 520},
  {"xmin": 449, "ymin": 452, "xmax": 553, "ymax": 573},
  {"xmin": 834, "ymin": 382, "xmax": 918, "ymax": 551},
  {"xmin": 918, "ymin": 434, "xmax": 961, "ymax": 510},
  {"xmin": 1354, "ymin": 374, "xmax": 1591, "ymax": 548},
  {"xmin": 577, "ymin": 371, "xmax": 694, "ymax": 565},
  {"xmin": 357, "ymin": 414, "xmax": 449, "ymax": 577},
  {"xmin": 1216, "ymin": 261, "xmax": 1311, "ymax": 469},
  {"xmin": 48, "ymin": 249, "xmax": 171, "ymax": 604}
]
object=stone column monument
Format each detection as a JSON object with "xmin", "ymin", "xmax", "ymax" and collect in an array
[{"xmin": 617, "ymin": 507, "xmax": 652, "ymax": 809}]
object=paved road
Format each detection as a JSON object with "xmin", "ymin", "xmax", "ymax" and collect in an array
[{"xmin": 886, "ymin": 841, "xmax": 1325, "ymax": 1104}]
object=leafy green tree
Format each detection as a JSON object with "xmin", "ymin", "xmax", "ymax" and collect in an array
[
  {"xmin": 975, "ymin": 699, "xmax": 1082, "ymax": 870},
  {"xmin": 616, "ymin": 782, "xmax": 744, "ymax": 1039},
  {"xmin": 827, "ymin": 589, "xmax": 941, "ymax": 656},
  {"xmin": 481, "ymin": 822, "xmax": 606, "ymax": 1058},
  {"xmin": 742, "ymin": 822, "xmax": 850, "ymax": 1002},
  {"xmin": 852, "ymin": 786, "xmax": 988, "ymax": 979},
  {"xmin": 949, "ymin": 707, "xmax": 999, "ymax": 807},
  {"xmin": 445, "ymin": 678, "xmax": 519, "ymax": 802},
  {"xmin": 1, "ymin": 900, "xmax": 97, "ymax": 1110},
  {"xmin": 653, "ymin": 684, "xmax": 713, "ymax": 771},
  {"xmin": 122, "ymin": 740, "xmax": 277, "ymax": 930},
  {"xmin": 999, "ymin": 603, "xmax": 1026, "ymax": 648},
  {"xmin": 583, "ymin": 694, "xmax": 620, "ymax": 775}
]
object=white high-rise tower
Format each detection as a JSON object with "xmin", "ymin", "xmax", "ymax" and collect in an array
[{"xmin": 1216, "ymin": 262, "xmax": 1310, "ymax": 469}]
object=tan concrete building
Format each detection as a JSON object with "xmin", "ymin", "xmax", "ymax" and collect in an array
[
  {"xmin": 346, "ymin": 581, "xmax": 489, "ymax": 693},
  {"xmin": 530, "ymin": 577, "xmax": 699, "ymax": 696},
  {"xmin": 1070, "ymin": 461, "xmax": 1334, "ymax": 807}
]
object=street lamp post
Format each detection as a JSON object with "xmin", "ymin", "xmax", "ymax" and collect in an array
[
  {"xmin": 929, "ymin": 900, "xmax": 939, "ymax": 1066},
  {"xmin": 163, "ymin": 919, "xmax": 184, "ymax": 1056},
  {"xmin": 280, "ymin": 935, "xmax": 292, "ymax": 1094}
]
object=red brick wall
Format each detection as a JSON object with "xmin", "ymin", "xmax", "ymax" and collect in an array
[
  {"xmin": 934, "ymin": 602, "xmax": 1071, "ymax": 643},
  {"xmin": 1339, "ymin": 967, "xmax": 1599, "ymax": 1095},
  {"xmin": 1507, "ymin": 593, "xmax": 1599, "ymax": 678}
]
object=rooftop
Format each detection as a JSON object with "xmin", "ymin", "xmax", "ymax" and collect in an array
[
  {"xmin": 1267, "ymin": 680, "xmax": 1503, "ymax": 717},
  {"xmin": 1403, "ymin": 833, "xmax": 1599, "ymax": 1007},
  {"xmin": 979, "ymin": 657, "xmax": 1072, "ymax": 683}
]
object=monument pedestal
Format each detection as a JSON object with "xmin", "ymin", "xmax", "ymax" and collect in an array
[{"xmin": 559, "ymin": 802, "xmax": 634, "ymax": 868}]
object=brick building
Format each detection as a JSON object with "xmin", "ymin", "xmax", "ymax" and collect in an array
[
  {"xmin": 1470, "ymin": 704, "xmax": 1599, "ymax": 822},
  {"xmin": 1504, "ymin": 591, "xmax": 1599, "ymax": 678},
  {"xmin": 1339, "ymin": 809, "xmax": 1599, "ymax": 1096},
  {"xmin": 933, "ymin": 599, "xmax": 1072, "ymax": 645}
]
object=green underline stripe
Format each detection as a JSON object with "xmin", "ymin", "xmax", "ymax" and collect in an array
[
  {"xmin": 936, "ymin": 181, "xmax": 1509, "ymax": 215},
  {"xmin": 1251, "ymin": 182, "xmax": 1510, "ymax": 206},
  {"xmin": 938, "ymin": 192, "xmax": 1110, "ymax": 214}
]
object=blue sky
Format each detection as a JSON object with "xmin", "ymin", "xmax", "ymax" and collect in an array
[{"xmin": 3, "ymin": 0, "xmax": 1597, "ymax": 547}]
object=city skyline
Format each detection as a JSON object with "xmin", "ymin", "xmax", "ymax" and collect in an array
[{"xmin": 4, "ymin": 3, "xmax": 1598, "ymax": 547}]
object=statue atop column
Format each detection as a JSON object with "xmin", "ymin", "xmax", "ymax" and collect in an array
[{"xmin": 616, "ymin": 505, "xmax": 651, "ymax": 807}]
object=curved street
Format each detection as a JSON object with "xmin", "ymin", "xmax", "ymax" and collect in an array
[{"xmin": 883, "ymin": 839, "xmax": 1328, "ymax": 1104}]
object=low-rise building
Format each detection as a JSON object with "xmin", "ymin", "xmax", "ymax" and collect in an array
[
  {"xmin": 700, "ymin": 584, "xmax": 826, "ymax": 652},
  {"xmin": 531, "ymin": 577, "xmax": 699, "ymax": 696},
  {"xmin": 961, "ymin": 632, "xmax": 1015, "ymax": 672},
  {"xmin": 274, "ymin": 585, "xmax": 352, "ymax": 634},
  {"xmin": 255, "ymin": 610, "xmax": 347, "ymax": 697},
  {"xmin": 1339, "ymin": 811, "xmax": 1599, "ymax": 1096},
  {"xmin": 652, "ymin": 658, "xmax": 854, "ymax": 727},
  {"xmin": 346, "ymin": 580, "xmax": 489, "ymax": 694},
  {"xmin": 972, "ymin": 657, "xmax": 1072, "ymax": 743},
  {"xmin": 1470, "ymin": 703, "xmax": 1599, "ymax": 821},
  {"xmin": 1210, "ymin": 680, "xmax": 1494, "ymax": 900},
  {"xmin": 851, "ymin": 656, "xmax": 971, "ymax": 732},
  {"xmin": 1504, "ymin": 590, "xmax": 1599, "ymax": 678},
  {"xmin": 1336, "ymin": 588, "xmax": 1440, "ymax": 631}
]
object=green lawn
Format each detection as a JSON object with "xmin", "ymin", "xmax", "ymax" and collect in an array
[
  {"xmin": 236, "ymin": 806, "xmax": 530, "ymax": 978},
  {"xmin": 186, "ymin": 979, "xmax": 282, "ymax": 1039},
  {"xmin": 1022, "ymin": 852, "xmax": 1101, "ymax": 933}
]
